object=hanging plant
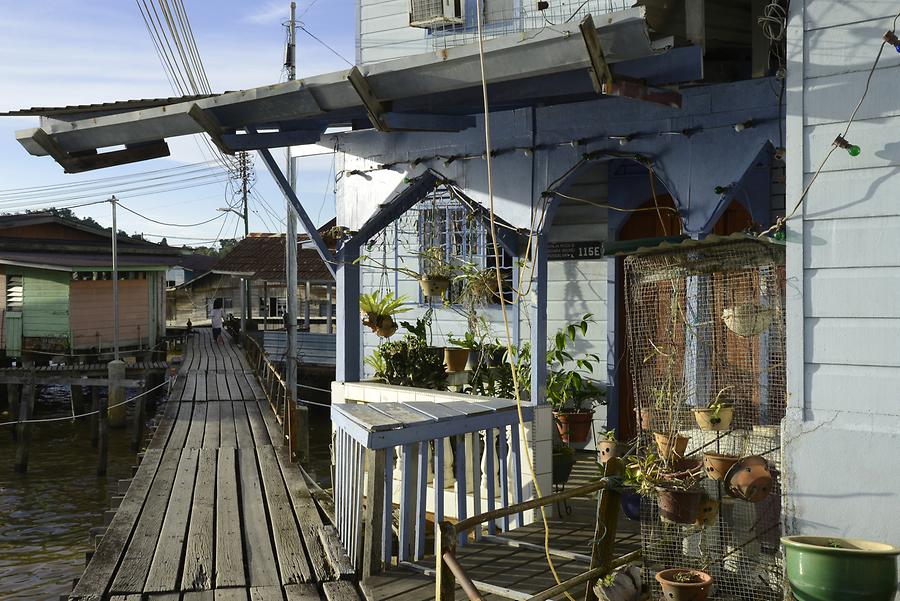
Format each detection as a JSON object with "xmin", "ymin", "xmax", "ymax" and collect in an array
[
  {"xmin": 693, "ymin": 386, "xmax": 735, "ymax": 431},
  {"xmin": 417, "ymin": 246, "xmax": 455, "ymax": 298},
  {"xmin": 359, "ymin": 291, "xmax": 412, "ymax": 338},
  {"xmin": 722, "ymin": 303, "xmax": 774, "ymax": 337}
]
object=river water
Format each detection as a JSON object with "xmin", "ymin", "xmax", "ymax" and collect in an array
[{"xmin": 0, "ymin": 386, "xmax": 161, "ymax": 600}]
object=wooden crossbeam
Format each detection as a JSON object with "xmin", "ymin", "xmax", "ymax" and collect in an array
[{"xmin": 188, "ymin": 103, "xmax": 234, "ymax": 155}]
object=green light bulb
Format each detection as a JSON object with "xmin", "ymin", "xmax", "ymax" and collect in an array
[{"xmin": 847, "ymin": 145, "xmax": 861, "ymax": 157}]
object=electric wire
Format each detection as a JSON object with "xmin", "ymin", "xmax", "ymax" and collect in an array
[
  {"xmin": 117, "ymin": 202, "xmax": 229, "ymax": 227},
  {"xmin": 298, "ymin": 25, "xmax": 354, "ymax": 67}
]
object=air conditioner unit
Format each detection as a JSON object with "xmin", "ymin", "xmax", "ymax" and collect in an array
[{"xmin": 410, "ymin": 0, "xmax": 465, "ymax": 28}]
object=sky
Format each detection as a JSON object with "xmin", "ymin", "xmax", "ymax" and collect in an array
[{"xmin": 0, "ymin": 0, "xmax": 356, "ymax": 247}]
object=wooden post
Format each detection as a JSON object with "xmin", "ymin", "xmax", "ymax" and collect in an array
[
  {"xmin": 107, "ymin": 360, "xmax": 127, "ymax": 429},
  {"xmin": 8, "ymin": 383, "xmax": 20, "ymax": 442},
  {"xmin": 70, "ymin": 383, "xmax": 86, "ymax": 413},
  {"xmin": 296, "ymin": 404, "xmax": 309, "ymax": 464},
  {"xmin": 584, "ymin": 457, "xmax": 624, "ymax": 601},
  {"xmin": 131, "ymin": 381, "xmax": 145, "ymax": 452},
  {"xmin": 363, "ymin": 448, "xmax": 386, "ymax": 579},
  {"xmin": 101, "ymin": 360, "xmax": 125, "ymax": 476},
  {"xmin": 90, "ymin": 386, "xmax": 100, "ymax": 448},
  {"xmin": 435, "ymin": 521, "xmax": 456, "ymax": 601},
  {"xmin": 13, "ymin": 375, "xmax": 34, "ymax": 474}
]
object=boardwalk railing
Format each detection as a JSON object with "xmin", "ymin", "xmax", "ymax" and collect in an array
[{"xmin": 330, "ymin": 386, "xmax": 533, "ymax": 578}]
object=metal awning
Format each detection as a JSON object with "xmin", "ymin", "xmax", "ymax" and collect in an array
[{"xmin": 6, "ymin": 8, "xmax": 692, "ymax": 173}]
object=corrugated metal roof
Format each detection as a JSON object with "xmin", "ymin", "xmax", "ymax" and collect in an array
[
  {"xmin": 212, "ymin": 233, "xmax": 334, "ymax": 283},
  {"xmin": 0, "ymin": 94, "xmax": 221, "ymax": 117},
  {"xmin": 0, "ymin": 252, "xmax": 178, "ymax": 270}
]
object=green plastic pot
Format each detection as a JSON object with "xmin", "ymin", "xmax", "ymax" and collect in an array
[{"xmin": 782, "ymin": 536, "xmax": 900, "ymax": 601}]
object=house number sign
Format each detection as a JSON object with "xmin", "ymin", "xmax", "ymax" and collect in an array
[{"xmin": 547, "ymin": 241, "xmax": 604, "ymax": 261}]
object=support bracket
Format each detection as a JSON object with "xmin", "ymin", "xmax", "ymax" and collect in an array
[
  {"xmin": 348, "ymin": 66, "xmax": 390, "ymax": 132},
  {"xmin": 32, "ymin": 129, "xmax": 170, "ymax": 174},
  {"xmin": 188, "ymin": 103, "xmax": 235, "ymax": 155}
]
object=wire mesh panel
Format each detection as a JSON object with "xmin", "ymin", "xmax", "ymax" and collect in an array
[{"xmin": 623, "ymin": 236, "xmax": 786, "ymax": 601}]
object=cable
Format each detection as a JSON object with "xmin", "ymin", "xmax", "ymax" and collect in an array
[
  {"xmin": 474, "ymin": 2, "xmax": 572, "ymax": 598},
  {"xmin": 298, "ymin": 25, "xmax": 354, "ymax": 67},
  {"xmin": 117, "ymin": 202, "xmax": 228, "ymax": 227}
]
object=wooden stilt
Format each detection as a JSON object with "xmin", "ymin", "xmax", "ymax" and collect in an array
[
  {"xmin": 8, "ymin": 383, "xmax": 20, "ymax": 442},
  {"xmin": 14, "ymin": 374, "xmax": 34, "ymax": 474},
  {"xmin": 90, "ymin": 386, "xmax": 99, "ymax": 448}
]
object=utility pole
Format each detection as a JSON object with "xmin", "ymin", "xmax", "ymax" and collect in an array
[
  {"xmin": 285, "ymin": 1, "xmax": 305, "ymax": 462},
  {"xmin": 110, "ymin": 196, "xmax": 120, "ymax": 361},
  {"xmin": 239, "ymin": 152, "xmax": 250, "ymax": 339}
]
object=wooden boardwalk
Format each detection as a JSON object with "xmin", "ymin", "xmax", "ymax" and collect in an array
[{"xmin": 69, "ymin": 329, "xmax": 361, "ymax": 601}]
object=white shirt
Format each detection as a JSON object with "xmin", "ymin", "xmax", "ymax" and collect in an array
[{"xmin": 210, "ymin": 308, "xmax": 224, "ymax": 329}]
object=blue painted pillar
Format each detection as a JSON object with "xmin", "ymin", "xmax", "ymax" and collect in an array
[
  {"xmin": 530, "ymin": 234, "xmax": 548, "ymax": 407},
  {"xmin": 336, "ymin": 242, "xmax": 361, "ymax": 383},
  {"xmin": 605, "ymin": 254, "xmax": 620, "ymax": 431}
]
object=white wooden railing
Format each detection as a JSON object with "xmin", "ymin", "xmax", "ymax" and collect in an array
[{"xmin": 331, "ymin": 383, "xmax": 538, "ymax": 576}]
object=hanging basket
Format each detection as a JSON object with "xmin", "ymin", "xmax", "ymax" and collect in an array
[
  {"xmin": 722, "ymin": 303, "xmax": 774, "ymax": 337},
  {"xmin": 703, "ymin": 452, "xmax": 739, "ymax": 481},
  {"xmin": 655, "ymin": 568, "xmax": 713, "ymax": 601},
  {"xmin": 693, "ymin": 404, "xmax": 734, "ymax": 431},
  {"xmin": 597, "ymin": 440, "xmax": 620, "ymax": 465},
  {"xmin": 654, "ymin": 432, "xmax": 690, "ymax": 460},
  {"xmin": 419, "ymin": 276, "xmax": 450, "ymax": 297},
  {"xmin": 363, "ymin": 313, "xmax": 398, "ymax": 338},
  {"xmin": 656, "ymin": 488, "xmax": 702, "ymax": 524},
  {"xmin": 724, "ymin": 455, "xmax": 773, "ymax": 503}
]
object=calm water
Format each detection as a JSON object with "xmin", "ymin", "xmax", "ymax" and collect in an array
[{"xmin": 0, "ymin": 386, "xmax": 160, "ymax": 600}]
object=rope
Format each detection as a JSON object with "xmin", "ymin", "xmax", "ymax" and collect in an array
[{"xmin": 0, "ymin": 377, "xmax": 173, "ymax": 427}]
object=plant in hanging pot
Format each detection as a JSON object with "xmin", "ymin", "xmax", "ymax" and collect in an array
[
  {"xmin": 417, "ymin": 246, "xmax": 455, "ymax": 298},
  {"xmin": 693, "ymin": 386, "xmax": 735, "ymax": 431},
  {"xmin": 547, "ymin": 315, "xmax": 605, "ymax": 444},
  {"xmin": 722, "ymin": 302, "xmax": 774, "ymax": 337},
  {"xmin": 359, "ymin": 291, "xmax": 412, "ymax": 338},
  {"xmin": 552, "ymin": 442, "xmax": 576, "ymax": 486},
  {"xmin": 626, "ymin": 453, "xmax": 704, "ymax": 525},
  {"xmin": 653, "ymin": 431, "xmax": 691, "ymax": 461},
  {"xmin": 655, "ymin": 568, "xmax": 713, "ymax": 601},
  {"xmin": 781, "ymin": 536, "xmax": 900, "ymax": 601},
  {"xmin": 371, "ymin": 334, "xmax": 448, "ymax": 390},
  {"xmin": 702, "ymin": 451, "xmax": 739, "ymax": 481},
  {"xmin": 597, "ymin": 429, "xmax": 620, "ymax": 466}
]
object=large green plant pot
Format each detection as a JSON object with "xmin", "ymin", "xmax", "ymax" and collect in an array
[{"xmin": 782, "ymin": 536, "xmax": 900, "ymax": 601}]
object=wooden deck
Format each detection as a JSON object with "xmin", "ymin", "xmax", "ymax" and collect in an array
[
  {"xmin": 69, "ymin": 329, "xmax": 362, "ymax": 601},
  {"xmin": 362, "ymin": 453, "xmax": 643, "ymax": 600}
]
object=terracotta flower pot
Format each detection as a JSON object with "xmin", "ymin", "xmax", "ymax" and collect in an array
[
  {"xmin": 364, "ymin": 314, "xmax": 397, "ymax": 338},
  {"xmin": 654, "ymin": 432, "xmax": 690, "ymax": 460},
  {"xmin": 655, "ymin": 568, "xmax": 713, "ymax": 601},
  {"xmin": 597, "ymin": 440, "xmax": 619, "ymax": 465},
  {"xmin": 444, "ymin": 347, "xmax": 469, "ymax": 372},
  {"xmin": 638, "ymin": 407, "xmax": 652, "ymax": 431},
  {"xmin": 724, "ymin": 455, "xmax": 773, "ymax": 503},
  {"xmin": 419, "ymin": 276, "xmax": 450, "ymax": 297},
  {"xmin": 703, "ymin": 452, "xmax": 739, "ymax": 481},
  {"xmin": 656, "ymin": 488, "xmax": 702, "ymax": 524},
  {"xmin": 722, "ymin": 303, "xmax": 774, "ymax": 337},
  {"xmin": 694, "ymin": 496, "xmax": 719, "ymax": 527},
  {"xmin": 693, "ymin": 404, "xmax": 734, "ymax": 431},
  {"xmin": 555, "ymin": 411, "xmax": 593, "ymax": 444}
]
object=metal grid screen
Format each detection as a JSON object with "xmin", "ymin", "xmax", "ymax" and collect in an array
[{"xmin": 623, "ymin": 237, "xmax": 786, "ymax": 600}]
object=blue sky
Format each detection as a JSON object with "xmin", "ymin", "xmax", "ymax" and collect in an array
[{"xmin": 0, "ymin": 0, "xmax": 355, "ymax": 246}]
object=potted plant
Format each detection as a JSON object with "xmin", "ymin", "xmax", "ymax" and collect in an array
[
  {"xmin": 655, "ymin": 568, "xmax": 713, "ymax": 601},
  {"xmin": 702, "ymin": 451, "xmax": 739, "ymax": 481},
  {"xmin": 546, "ymin": 315, "xmax": 605, "ymax": 444},
  {"xmin": 693, "ymin": 386, "xmax": 734, "ymax": 431},
  {"xmin": 369, "ymin": 334, "xmax": 448, "ymax": 390},
  {"xmin": 625, "ymin": 453, "xmax": 704, "ymax": 525},
  {"xmin": 552, "ymin": 442, "xmax": 575, "ymax": 485},
  {"xmin": 782, "ymin": 536, "xmax": 900, "ymax": 601},
  {"xmin": 597, "ymin": 429, "xmax": 619, "ymax": 465},
  {"xmin": 724, "ymin": 455, "xmax": 774, "ymax": 503},
  {"xmin": 359, "ymin": 291, "xmax": 411, "ymax": 338},
  {"xmin": 418, "ymin": 246, "xmax": 454, "ymax": 298},
  {"xmin": 722, "ymin": 302, "xmax": 774, "ymax": 337},
  {"xmin": 654, "ymin": 431, "xmax": 690, "ymax": 461},
  {"xmin": 448, "ymin": 332, "xmax": 483, "ymax": 372},
  {"xmin": 443, "ymin": 342, "xmax": 470, "ymax": 373}
]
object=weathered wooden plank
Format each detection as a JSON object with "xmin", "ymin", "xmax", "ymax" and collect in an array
[
  {"xmin": 238, "ymin": 448, "xmax": 280, "ymax": 587},
  {"xmin": 147, "ymin": 401, "xmax": 179, "ymax": 450},
  {"xmin": 169, "ymin": 373, "xmax": 188, "ymax": 401},
  {"xmin": 110, "ymin": 448, "xmax": 182, "ymax": 594},
  {"xmin": 249, "ymin": 587, "xmax": 285, "ymax": 601},
  {"xmin": 246, "ymin": 400, "xmax": 273, "ymax": 447},
  {"xmin": 322, "ymin": 581, "xmax": 362, "ymax": 601},
  {"xmin": 144, "ymin": 448, "xmax": 200, "ymax": 592},
  {"xmin": 257, "ymin": 445, "xmax": 313, "ymax": 584},
  {"xmin": 184, "ymin": 403, "xmax": 207, "ymax": 449},
  {"xmin": 167, "ymin": 401, "xmax": 194, "ymax": 449},
  {"xmin": 402, "ymin": 401, "xmax": 467, "ymax": 421},
  {"xmin": 226, "ymin": 372, "xmax": 241, "ymax": 402},
  {"xmin": 246, "ymin": 373, "xmax": 266, "ymax": 400},
  {"xmin": 234, "ymin": 401, "xmax": 255, "ymax": 448},
  {"xmin": 274, "ymin": 450, "xmax": 346, "ymax": 582},
  {"xmin": 219, "ymin": 400, "xmax": 237, "ymax": 449},
  {"xmin": 284, "ymin": 583, "xmax": 321, "ymax": 600},
  {"xmin": 206, "ymin": 373, "xmax": 219, "ymax": 402},
  {"xmin": 236, "ymin": 372, "xmax": 255, "ymax": 401},
  {"xmin": 194, "ymin": 372, "xmax": 207, "ymax": 405},
  {"xmin": 182, "ymin": 447, "xmax": 217, "ymax": 591},
  {"xmin": 204, "ymin": 401, "xmax": 221, "ymax": 449},
  {"xmin": 333, "ymin": 404, "xmax": 401, "ymax": 431},
  {"xmin": 258, "ymin": 399, "xmax": 285, "ymax": 447},
  {"xmin": 216, "ymin": 373, "xmax": 229, "ymax": 401},
  {"xmin": 215, "ymin": 446, "xmax": 245, "ymax": 588},
  {"xmin": 181, "ymin": 372, "xmax": 197, "ymax": 402},
  {"xmin": 183, "ymin": 591, "xmax": 215, "ymax": 601},
  {"xmin": 69, "ymin": 449, "xmax": 165, "ymax": 599},
  {"xmin": 215, "ymin": 590, "xmax": 249, "ymax": 601}
]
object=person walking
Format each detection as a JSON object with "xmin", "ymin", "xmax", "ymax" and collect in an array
[{"xmin": 210, "ymin": 299, "xmax": 224, "ymax": 344}]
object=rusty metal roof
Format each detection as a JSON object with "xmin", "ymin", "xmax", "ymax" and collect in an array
[
  {"xmin": 0, "ymin": 94, "xmax": 221, "ymax": 117},
  {"xmin": 212, "ymin": 231, "xmax": 334, "ymax": 283}
]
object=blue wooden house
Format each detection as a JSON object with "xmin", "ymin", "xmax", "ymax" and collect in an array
[{"xmin": 5, "ymin": 0, "xmax": 898, "ymax": 590}]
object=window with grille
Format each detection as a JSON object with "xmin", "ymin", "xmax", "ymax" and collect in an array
[
  {"xmin": 414, "ymin": 187, "xmax": 514, "ymax": 304},
  {"xmin": 6, "ymin": 275, "xmax": 23, "ymax": 311}
]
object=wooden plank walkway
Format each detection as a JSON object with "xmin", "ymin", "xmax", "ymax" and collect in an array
[
  {"xmin": 363, "ymin": 452, "xmax": 643, "ymax": 600},
  {"xmin": 69, "ymin": 329, "xmax": 361, "ymax": 601}
]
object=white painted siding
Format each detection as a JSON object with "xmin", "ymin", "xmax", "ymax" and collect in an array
[{"xmin": 784, "ymin": 1, "xmax": 900, "ymax": 544}]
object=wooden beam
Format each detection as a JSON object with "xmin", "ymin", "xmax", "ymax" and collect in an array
[
  {"xmin": 32, "ymin": 129, "xmax": 170, "ymax": 174},
  {"xmin": 381, "ymin": 112, "xmax": 476, "ymax": 133},
  {"xmin": 580, "ymin": 15, "xmax": 614, "ymax": 95},
  {"xmin": 347, "ymin": 66, "xmax": 390, "ymax": 132},
  {"xmin": 223, "ymin": 129, "xmax": 323, "ymax": 151},
  {"xmin": 605, "ymin": 80, "xmax": 682, "ymax": 109},
  {"xmin": 188, "ymin": 104, "xmax": 234, "ymax": 155}
]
